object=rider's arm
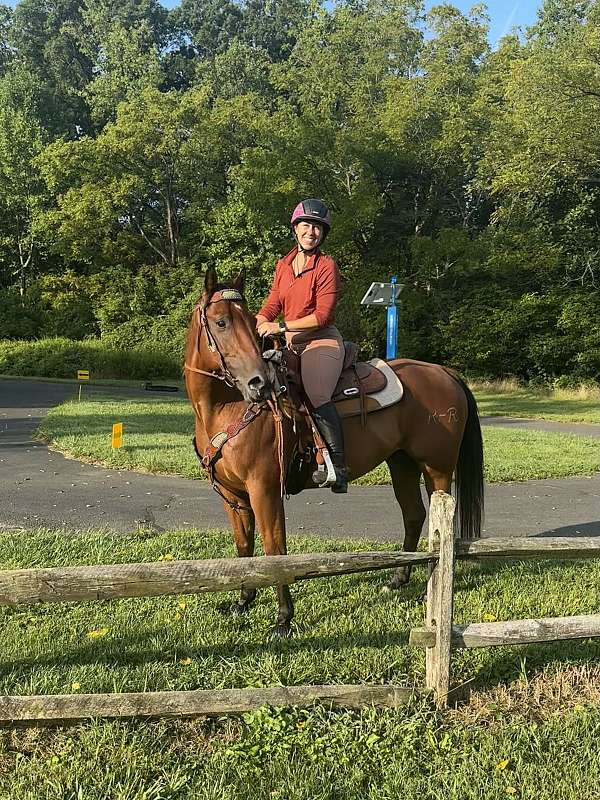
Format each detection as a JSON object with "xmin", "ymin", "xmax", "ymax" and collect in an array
[
  {"xmin": 313, "ymin": 257, "xmax": 341, "ymax": 328},
  {"xmin": 284, "ymin": 313, "xmax": 320, "ymax": 332}
]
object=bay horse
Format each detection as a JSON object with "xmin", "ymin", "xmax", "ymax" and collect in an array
[{"xmin": 184, "ymin": 267, "xmax": 484, "ymax": 636}]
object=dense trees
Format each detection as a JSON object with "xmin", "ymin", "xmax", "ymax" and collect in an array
[{"xmin": 0, "ymin": 0, "xmax": 597, "ymax": 381}]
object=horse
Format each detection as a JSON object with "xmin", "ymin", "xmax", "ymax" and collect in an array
[{"xmin": 184, "ymin": 267, "xmax": 484, "ymax": 637}]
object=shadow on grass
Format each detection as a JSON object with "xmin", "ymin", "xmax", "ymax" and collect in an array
[{"xmin": 0, "ymin": 624, "xmax": 416, "ymax": 678}]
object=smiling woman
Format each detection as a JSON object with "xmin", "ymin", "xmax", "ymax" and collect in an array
[{"xmin": 256, "ymin": 198, "xmax": 348, "ymax": 493}]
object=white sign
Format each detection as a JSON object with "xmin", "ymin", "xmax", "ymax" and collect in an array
[{"xmin": 360, "ymin": 282, "xmax": 404, "ymax": 306}]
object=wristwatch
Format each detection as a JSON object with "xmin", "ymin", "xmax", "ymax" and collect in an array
[{"xmin": 278, "ymin": 321, "xmax": 287, "ymax": 333}]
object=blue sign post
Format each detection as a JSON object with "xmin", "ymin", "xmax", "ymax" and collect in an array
[
  {"xmin": 386, "ymin": 276, "xmax": 398, "ymax": 360},
  {"xmin": 360, "ymin": 277, "xmax": 404, "ymax": 359}
]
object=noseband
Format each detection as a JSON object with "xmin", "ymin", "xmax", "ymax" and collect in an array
[{"xmin": 184, "ymin": 288, "xmax": 246, "ymax": 387}]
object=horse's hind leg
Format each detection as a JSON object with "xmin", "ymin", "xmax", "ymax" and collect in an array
[
  {"xmin": 218, "ymin": 500, "xmax": 257, "ymax": 616},
  {"xmin": 386, "ymin": 451, "xmax": 426, "ymax": 590}
]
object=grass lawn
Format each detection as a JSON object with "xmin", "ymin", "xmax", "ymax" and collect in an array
[
  {"xmin": 39, "ymin": 394, "xmax": 600, "ymax": 484},
  {"xmin": 1, "ymin": 528, "xmax": 600, "ymax": 797},
  {"xmin": 472, "ymin": 382, "xmax": 600, "ymax": 424}
]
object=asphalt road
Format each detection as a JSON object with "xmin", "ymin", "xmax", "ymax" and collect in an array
[{"xmin": 1, "ymin": 378, "xmax": 599, "ymax": 541}]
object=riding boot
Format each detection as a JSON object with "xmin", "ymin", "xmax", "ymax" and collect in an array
[{"xmin": 311, "ymin": 401, "xmax": 348, "ymax": 493}]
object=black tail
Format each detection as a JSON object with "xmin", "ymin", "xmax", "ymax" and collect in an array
[{"xmin": 444, "ymin": 370, "xmax": 484, "ymax": 540}]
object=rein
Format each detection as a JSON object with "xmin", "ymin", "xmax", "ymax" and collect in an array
[{"xmin": 185, "ymin": 287, "xmax": 287, "ymax": 509}]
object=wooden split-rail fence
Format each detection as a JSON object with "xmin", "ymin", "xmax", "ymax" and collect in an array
[{"xmin": 1, "ymin": 491, "xmax": 600, "ymax": 722}]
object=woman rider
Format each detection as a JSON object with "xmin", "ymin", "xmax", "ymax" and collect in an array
[{"xmin": 255, "ymin": 198, "xmax": 348, "ymax": 493}]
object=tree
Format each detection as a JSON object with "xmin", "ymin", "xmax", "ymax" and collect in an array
[
  {"xmin": 241, "ymin": 0, "xmax": 311, "ymax": 61},
  {"xmin": 0, "ymin": 97, "xmax": 48, "ymax": 300},
  {"xmin": 7, "ymin": 0, "xmax": 93, "ymax": 137},
  {"xmin": 38, "ymin": 87, "xmax": 251, "ymax": 268},
  {"xmin": 0, "ymin": 5, "xmax": 13, "ymax": 76},
  {"xmin": 171, "ymin": 0, "xmax": 243, "ymax": 60}
]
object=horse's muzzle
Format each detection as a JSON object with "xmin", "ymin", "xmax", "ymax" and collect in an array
[{"xmin": 246, "ymin": 373, "xmax": 271, "ymax": 402}]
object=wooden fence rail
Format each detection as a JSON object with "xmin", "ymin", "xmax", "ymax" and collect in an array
[
  {"xmin": 0, "ymin": 550, "xmax": 433, "ymax": 607},
  {"xmin": 2, "ymin": 536, "xmax": 600, "ymax": 609},
  {"xmin": 0, "ymin": 492, "xmax": 599, "ymax": 720},
  {"xmin": 413, "ymin": 491, "xmax": 600, "ymax": 707},
  {"xmin": 0, "ymin": 685, "xmax": 424, "ymax": 724}
]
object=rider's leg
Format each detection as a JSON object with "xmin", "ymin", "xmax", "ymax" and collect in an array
[{"xmin": 300, "ymin": 335, "xmax": 348, "ymax": 493}]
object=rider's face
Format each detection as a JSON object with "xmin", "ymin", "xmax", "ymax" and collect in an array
[{"xmin": 295, "ymin": 222, "xmax": 323, "ymax": 250}]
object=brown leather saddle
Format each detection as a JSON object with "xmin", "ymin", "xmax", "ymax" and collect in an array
[{"xmin": 276, "ymin": 341, "xmax": 387, "ymax": 424}]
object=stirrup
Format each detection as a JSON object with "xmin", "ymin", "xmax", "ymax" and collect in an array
[{"xmin": 312, "ymin": 449, "xmax": 337, "ymax": 487}]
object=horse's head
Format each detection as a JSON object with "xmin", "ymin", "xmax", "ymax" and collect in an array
[{"xmin": 187, "ymin": 267, "xmax": 272, "ymax": 403}]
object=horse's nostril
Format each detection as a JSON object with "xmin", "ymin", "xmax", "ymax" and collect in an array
[{"xmin": 248, "ymin": 375, "xmax": 265, "ymax": 390}]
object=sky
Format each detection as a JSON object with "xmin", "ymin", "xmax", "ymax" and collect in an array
[
  {"xmin": 157, "ymin": 0, "xmax": 544, "ymax": 47},
  {"xmin": 442, "ymin": 0, "xmax": 542, "ymax": 45},
  {"xmin": 5, "ymin": 0, "xmax": 544, "ymax": 49}
]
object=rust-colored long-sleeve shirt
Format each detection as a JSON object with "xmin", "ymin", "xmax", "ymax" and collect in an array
[{"xmin": 257, "ymin": 247, "xmax": 342, "ymax": 328}]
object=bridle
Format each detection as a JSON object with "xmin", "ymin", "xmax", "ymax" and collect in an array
[{"xmin": 184, "ymin": 288, "xmax": 248, "ymax": 388}]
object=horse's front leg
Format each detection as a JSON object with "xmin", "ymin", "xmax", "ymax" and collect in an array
[
  {"xmin": 217, "ymin": 495, "xmax": 257, "ymax": 616},
  {"xmin": 248, "ymin": 480, "xmax": 294, "ymax": 638}
]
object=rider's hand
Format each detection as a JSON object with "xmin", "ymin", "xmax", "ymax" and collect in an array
[{"xmin": 257, "ymin": 321, "xmax": 282, "ymax": 337}]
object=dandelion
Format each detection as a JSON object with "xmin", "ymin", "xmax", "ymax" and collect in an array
[
  {"xmin": 505, "ymin": 788, "xmax": 517, "ymax": 796},
  {"xmin": 71, "ymin": 682, "xmax": 81, "ymax": 691},
  {"xmin": 177, "ymin": 601, "xmax": 187, "ymax": 610},
  {"xmin": 483, "ymin": 613, "xmax": 497, "ymax": 622},
  {"xmin": 87, "ymin": 628, "xmax": 109, "ymax": 639},
  {"xmin": 574, "ymin": 703, "xmax": 586, "ymax": 713},
  {"xmin": 496, "ymin": 759, "xmax": 510, "ymax": 771},
  {"xmin": 159, "ymin": 553, "xmax": 174, "ymax": 561},
  {"xmin": 179, "ymin": 657, "xmax": 192, "ymax": 666}
]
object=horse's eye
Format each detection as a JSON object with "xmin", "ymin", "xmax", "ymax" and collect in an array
[{"xmin": 216, "ymin": 319, "xmax": 227, "ymax": 329}]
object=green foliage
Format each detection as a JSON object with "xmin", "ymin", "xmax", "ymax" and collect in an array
[
  {"xmin": 0, "ymin": 0, "xmax": 596, "ymax": 383},
  {"xmin": 0, "ymin": 338, "xmax": 179, "ymax": 379}
]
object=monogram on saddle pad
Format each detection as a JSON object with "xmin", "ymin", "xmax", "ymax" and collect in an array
[{"xmin": 279, "ymin": 340, "xmax": 404, "ymax": 422}]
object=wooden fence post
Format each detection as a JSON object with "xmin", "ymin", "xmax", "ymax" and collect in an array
[{"xmin": 425, "ymin": 491, "xmax": 456, "ymax": 707}]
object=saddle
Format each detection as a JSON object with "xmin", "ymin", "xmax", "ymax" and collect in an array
[
  {"xmin": 265, "ymin": 340, "xmax": 402, "ymax": 426},
  {"xmin": 277, "ymin": 342, "xmax": 383, "ymax": 421}
]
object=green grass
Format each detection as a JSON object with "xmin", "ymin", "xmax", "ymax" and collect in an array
[
  {"xmin": 472, "ymin": 383, "xmax": 600, "ymax": 424},
  {"xmin": 2, "ymin": 528, "xmax": 600, "ymax": 797},
  {"xmin": 40, "ymin": 395, "xmax": 600, "ymax": 484}
]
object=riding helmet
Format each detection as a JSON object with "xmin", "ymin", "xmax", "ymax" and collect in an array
[{"xmin": 290, "ymin": 198, "xmax": 332, "ymax": 237}]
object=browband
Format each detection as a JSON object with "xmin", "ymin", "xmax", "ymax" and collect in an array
[{"xmin": 207, "ymin": 289, "xmax": 243, "ymax": 304}]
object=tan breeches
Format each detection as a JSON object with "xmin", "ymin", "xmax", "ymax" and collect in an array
[{"xmin": 292, "ymin": 327, "xmax": 344, "ymax": 409}]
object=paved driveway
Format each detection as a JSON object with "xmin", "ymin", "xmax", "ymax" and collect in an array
[{"xmin": 1, "ymin": 379, "xmax": 598, "ymax": 541}]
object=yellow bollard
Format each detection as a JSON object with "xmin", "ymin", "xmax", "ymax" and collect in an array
[{"xmin": 112, "ymin": 423, "xmax": 123, "ymax": 450}]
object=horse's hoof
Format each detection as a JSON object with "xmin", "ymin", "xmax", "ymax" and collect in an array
[
  {"xmin": 269, "ymin": 622, "xmax": 292, "ymax": 639},
  {"xmin": 384, "ymin": 577, "xmax": 410, "ymax": 591},
  {"xmin": 217, "ymin": 600, "xmax": 249, "ymax": 616},
  {"xmin": 386, "ymin": 566, "xmax": 412, "ymax": 591}
]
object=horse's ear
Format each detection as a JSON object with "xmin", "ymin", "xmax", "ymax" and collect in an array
[
  {"xmin": 204, "ymin": 267, "xmax": 218, "ymax": 297},
  {"xmin": 233, "ymin": 268, "xmax": 245, "ymax": 294}
]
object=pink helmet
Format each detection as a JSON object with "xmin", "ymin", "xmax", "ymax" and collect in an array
[{"xmin": 290, "ymin": 198, "xmax": 331, "ymax": 235}]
